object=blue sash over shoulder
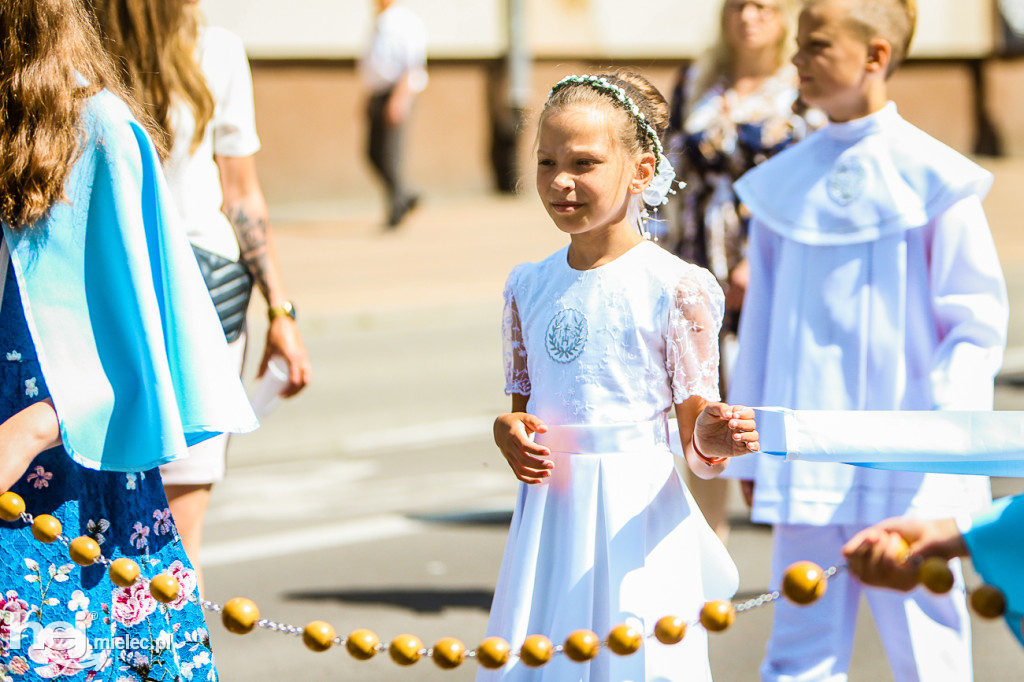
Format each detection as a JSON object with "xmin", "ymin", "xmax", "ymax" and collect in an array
[{"xmin": 2, "ymin": 91, "xmax": 258, "ymax": 472}]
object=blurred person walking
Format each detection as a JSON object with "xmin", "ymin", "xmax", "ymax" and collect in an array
[
  {"xmin": 359, "ymin": 0, "xmax": 428, "ymax": 229},
  {"xmin": 92, "ymin": 0, "xmax": 312, "ymax": 596},
  {"xmin": 664, "ymin": 0, "xmax": 821, "ymax": 541}
]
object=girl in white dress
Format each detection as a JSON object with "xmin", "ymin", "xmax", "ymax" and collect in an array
[{"xmin": 481, "ymin": 71, "xmax": 760, "ymax": 682}]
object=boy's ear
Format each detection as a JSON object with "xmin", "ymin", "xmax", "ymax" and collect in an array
[
  {"xmin": 866, "ymin": 38, "xmax": 892, "ymax": 75},
  {"xmin": 630, "ymin": 152, "xmax": 657, "ymax": 194}
]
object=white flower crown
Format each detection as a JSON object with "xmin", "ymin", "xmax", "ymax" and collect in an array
[{"xmin": 547, "ymin": 74, "xmax": 678, "ymax": 211}]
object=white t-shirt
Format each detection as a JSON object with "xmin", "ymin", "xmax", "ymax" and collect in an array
[
  {"xmin": 358, "ymin": 4, "xmax": 428, "ymax": 95},
  {"xmin": 164, "ymin": 26, "xmax": 261, "ymax": 260}
]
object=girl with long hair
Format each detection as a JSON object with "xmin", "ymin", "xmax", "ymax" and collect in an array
[
  {"xmin": 0, "ymin": 0, "xmax": 256, "ymax": 678},
  {"xmin": 91, "ymin": 0, "xmax": 312, "ymax": 595}
]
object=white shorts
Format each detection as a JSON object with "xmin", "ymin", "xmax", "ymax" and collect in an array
[{"xmin": 160, "ymin": 331, "xmax": 246, "ymax": 486}]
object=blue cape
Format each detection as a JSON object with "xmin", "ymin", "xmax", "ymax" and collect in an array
[
  {"xmin": 3, "ymin": 91, "xmax": 258, "ymax": 472},
  {"xmin": 963, "ymin": 495, "xmax": 1024, "ymax": 647}
]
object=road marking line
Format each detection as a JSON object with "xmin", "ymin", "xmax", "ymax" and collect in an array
[
  {"xmin": 333, "ymin": 415, "xmax": 494, "ymax": 455},
  {"xmin": 201, "ymin": 515, "xmax": 427, "ymax": 568},
  {"xmin": 231, "ymin": 414, "xmax": 496, "ymax": 464}
]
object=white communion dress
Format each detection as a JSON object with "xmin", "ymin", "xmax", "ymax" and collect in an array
[{"xmin": 479, "ymin": 241, "xmax": 739, "ymax": 682}]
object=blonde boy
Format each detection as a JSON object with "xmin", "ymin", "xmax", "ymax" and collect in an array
[{"xmin": 727, "ymin": 0, "xmax": 1008, "ymax": 679}]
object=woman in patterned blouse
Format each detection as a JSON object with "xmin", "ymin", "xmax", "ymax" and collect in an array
[{"xmin": 664, "ymin": 0, "xmax": 822, "ymax": 540}]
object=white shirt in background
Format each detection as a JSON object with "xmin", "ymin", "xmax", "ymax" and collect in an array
[
  {"xmin": 358, "ymin": 4, "xmax": 428, "ymax": 95},
  {"xmin": 164, "ymin": 26, "xmax": 262, "ymax": 261}
]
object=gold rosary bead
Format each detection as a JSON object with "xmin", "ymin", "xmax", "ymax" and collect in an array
[
  {"xmin": 431, "ymin": 637, "xmax": 466, "ymax": 669},
  {"xmin": 606, "ymin": 623, "xmax": 643, "ymax": 656},
  {"xmin": 302, "ymin": 620, "xmax": 336, "ymax": 652},
  {"xmin": 519, "ymin": 634, "xmax": 553, "ymax": 667},
  {"xmin": 149, "ymin": 574, "xmax": 180, "ymax": 604},
  {"xmin": 31, "ymin": 514, "xmax": 62, "ymax": 543},
  {"xmin": 563, "ymin": 629, "xmax": 600, "ymax": 662},
  {"xmin": 782, "ymin": 561, "xmax": 828, "ymax": 605},
  {"xmin": 0, "ymin": 491, "xmax": 25, "ymax": 521},
  {"xmin": 68, "ymin": 536, "xmax": 101, "ymax": 566},
  {"xmin": 654, "ymin": 615, "xmax": 687, "ymax": 644},
  {"xmin": 108, "ymin": 558, "xmax": 141, "ymax": 587},
  {"xmin": 345, "ymin": 629, "xmax": 380, "ymax": 660},
  {"xmin": 700, "ymin": 600, "xmax": 736, "ymax": 632},
  {"xmin": 388, "ymin": 634, "xmax": 423, "ymax": 666},
  {"xmin": 222, "ymin": 597, "xmax": 260, "ymax": 635},
  {"xmin": 475, "ymin": 637, "xmax": 511, "ymax": 669}
]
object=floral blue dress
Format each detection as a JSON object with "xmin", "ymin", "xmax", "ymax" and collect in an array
[{"xmin": 0, "ymin": 263, "xmax": 217, "ymax": 681}]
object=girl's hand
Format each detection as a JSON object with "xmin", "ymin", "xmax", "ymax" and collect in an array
[
  {"xmin": 842, "ymin": 517, "xmax": 967, "ymax": 592},
  {"xmin": 695, "ymin": 403, "xmax": 759, "ymax": 458},
  {"xmin": 493, "ymin": 412, "xmax": 552, "ymax": 484}
]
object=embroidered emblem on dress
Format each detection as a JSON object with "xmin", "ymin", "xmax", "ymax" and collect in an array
[
  {"xmin": 6, "ymin": 350, "xmax": 21, "ymax": 361},
  {"xmin": 545, "ymin": 308, "xmax": 587, "ymax": 363},
  {"xmin": 826, "ymin": 156, "xmax": 867, "ymax": 206}
]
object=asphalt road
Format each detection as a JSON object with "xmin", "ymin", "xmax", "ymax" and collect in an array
[{"xmin": 201, "ymin": 175, "xmax": 1024, "ymax": 680}]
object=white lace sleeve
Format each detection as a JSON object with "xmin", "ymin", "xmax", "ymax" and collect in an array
[
  {"xmin": 502, "ymin": 267, "xmax": 531, "ymax": 396},
  {"xmin": 665, "ymin": 266, "xmax": 724, "ymax": 404}
]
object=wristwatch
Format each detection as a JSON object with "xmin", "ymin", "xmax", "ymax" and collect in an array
[{"xmin": 267, "ymin": 301, "xmax": 297, "ymax": 322}]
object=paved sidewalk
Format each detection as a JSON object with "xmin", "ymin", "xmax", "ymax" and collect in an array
[
  {"xmin": 267, "ymin": 155, "xmax": 1024, "ymax": 327},
  {"xmin": 266, "ymin": 192, "xmax": 565, "ymax": 322}
]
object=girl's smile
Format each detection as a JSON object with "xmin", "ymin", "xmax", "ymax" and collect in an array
[{"xmin": 550, "ymin": 201, "xmax": 583, "ymax": 213}]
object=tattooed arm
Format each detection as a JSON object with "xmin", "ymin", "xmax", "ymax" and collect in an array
[{"xmin": 215, "ymin": 154, "xmax": 311, "ymax": 397}]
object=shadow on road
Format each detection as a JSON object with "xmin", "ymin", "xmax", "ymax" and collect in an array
[
  {"xmin": 995, "ymin": 372, "xmax": 1024, "ymax": 387},
  {"xmin": 409, "ymin": 510, "xmax": 514, "ymax": 526},
  {"xmin": 284, "ymin": 587, "xmax": 494, "ymax": 613}
]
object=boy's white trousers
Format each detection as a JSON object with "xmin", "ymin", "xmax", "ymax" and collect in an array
[{"xmin": 761, "ymin": 523, "xmax": 972, "ymax": 682}]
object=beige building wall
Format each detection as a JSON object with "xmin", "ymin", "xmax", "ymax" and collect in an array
[
  {"xmin": 206, "ymin": 0, "xmax": 995, "ymax": 59},
  {"xmin": 250, "ymin": 59, "xmax": 993, "ymax": 206},
  {"xmin": 213, "ymin": 1, "xmax": 1009, "ymax": 205},
  {"xmin": 203, "ymin": 0, "xmax": 503, "ymax": 58}
]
